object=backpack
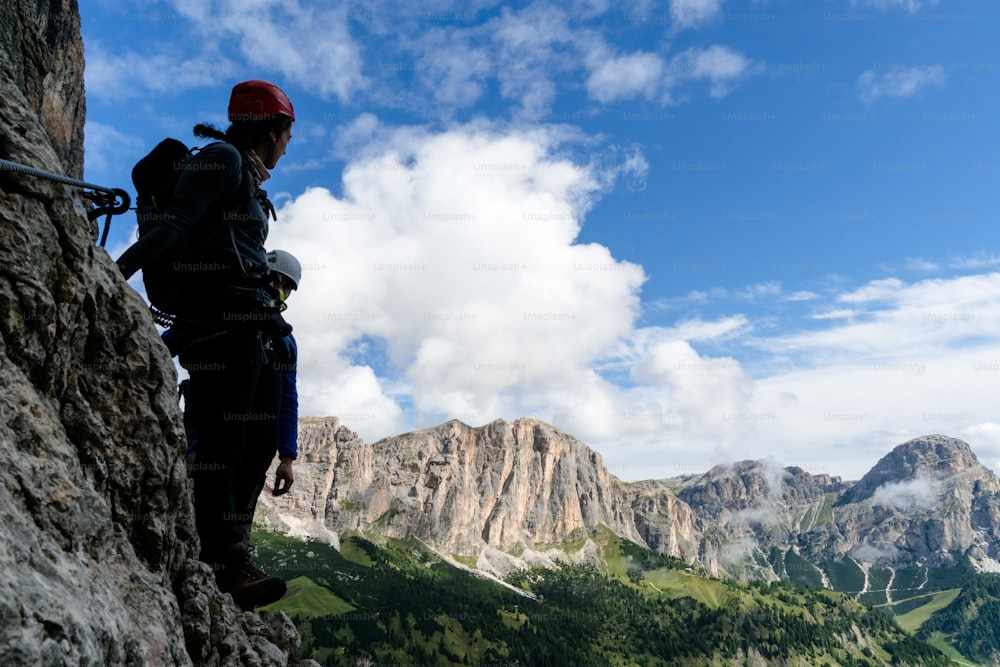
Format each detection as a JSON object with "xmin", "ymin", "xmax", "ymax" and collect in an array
[{"xmin": 131, "ymin": 138, "xmax": 254, "ymax": 315}]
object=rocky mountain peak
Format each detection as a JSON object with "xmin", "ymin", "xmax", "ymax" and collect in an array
[
  {"xmin": 880, "ymin": 434, "xmax": 978, "ymax": 474},
  {"xmin": 257, "ymin": 416, "xmax": 702, "ymax": 573},
  {"xmin": 838, "ymin": 435, "xmax": 980, "ymax": 506},
  {"xmin": 675, "ymin": 458, "xmax": 845, "ymax": 515}
]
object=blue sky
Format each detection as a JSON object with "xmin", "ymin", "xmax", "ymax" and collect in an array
[{"xmin": 81, "ymin": 0, "xmax": 1000, "ymax": 481}]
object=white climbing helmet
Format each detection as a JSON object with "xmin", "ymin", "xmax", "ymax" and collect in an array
[{"xmin": 266, "ymin": 249, "xmax": 302, "ymax": 289}]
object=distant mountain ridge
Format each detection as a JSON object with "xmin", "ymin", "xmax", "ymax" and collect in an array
[{"xmin": 257, "ymin": 418, "xmax": 1000, "ymax": 581}]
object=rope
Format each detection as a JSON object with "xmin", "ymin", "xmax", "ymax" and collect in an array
[
  {"xmin": 0, "ymin": 157, "xmax": 131, "ymax": 247},
  {"xmin": 149, "ymin": 306, "xmax": 176, "ymax": 328}
]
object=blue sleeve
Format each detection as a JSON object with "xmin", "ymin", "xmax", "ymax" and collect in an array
[{"xmin": 277, "ymin": 334, "xmax": 298, "ymax": 460}]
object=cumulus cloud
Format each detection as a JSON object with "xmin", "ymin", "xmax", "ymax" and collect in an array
[
  {"xmin": 267, "ymin": 123, "xmax": 645, "ymax": 438},
  {"xmin": 629, "ymin": 337, "xmax": 755, "ymax": 445},
  {"xmin": 858, "ymin": 65, "xmax": 945, "ymax": 102},
  {"xmin": 264, "ymin": 121, "xmax": 773, "ymax": 468},
  {"xmin": 582, "ymin": 41, "xmax": 756, "ymax": 104}
]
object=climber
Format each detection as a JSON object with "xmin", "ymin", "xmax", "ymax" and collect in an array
[
  {"xmin": 115, "ymin": 79, "xmax": 295, "ymax": 610},
  {"xmin": 168, "ymin": 250, "xmax": 301, "ymax": 533},
  {"xmin": 231, "ymin": 248, "xmax": 302, "ymax": 550}
]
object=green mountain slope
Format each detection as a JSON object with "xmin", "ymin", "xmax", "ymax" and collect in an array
[
  {"xmin": 252, "ymin": 529, "xmax": 952, "ymax": 666},
  {"xmin": 916, "ymin": 574, "xmax": 1000, "ymax": 665}
]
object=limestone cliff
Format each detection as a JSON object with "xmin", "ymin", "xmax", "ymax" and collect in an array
[
  {"xmin": 256, "ymin": 417, "xmax": 703, "ymax": 572},
  {"xmin": 0, "ymin": 2, "xmax": 309, "ymax": 664}
]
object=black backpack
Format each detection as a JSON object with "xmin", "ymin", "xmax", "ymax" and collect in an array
[{"xmin": 131, "ymin": 138, "xmax": 253, "ymax": 315}]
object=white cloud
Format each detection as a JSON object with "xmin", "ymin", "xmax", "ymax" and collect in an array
[
  {"xmin": 627, "ymin": 336, "xmax": 756, "ymax": 450},
  {"xmin": 903, "ymin": 257, "xmax": 940, "ymax": 272},
  {"xmin": 271, "ymin": 198, "xmax": 1000, "ymax": 480},
  {"xmin": 674, "ymin": 45, "xmax": 755, "ymax": 99},
  {"xmin": 851, "ymin": 543, "xmax": 899, "ymax": 563},
  {"xmin": 739, "ymin": 272, "xmax": 1000, "ymax": 477},
  {"xmin": 268, "ymin": 123, "xmax": 645, "ymax": 440},
  {"xmin": 951, "ymin": 254, "xmax": 1000, "ymax": 271},
  {"xmin": 871, "ymin": 475, "xmax": 939, "ymax": 511},
  {"xmin": 83, "ymin": 121, "xmax": 145, "ymax": 177},
  {"xmin": 489, "ymin": 7, "xmax": 577, "ymax": 118},
  {"xmin": 718, "ymin": 536, "xmax": 760, "ymax": 567},
  {"xmin": 84, "ymin": 42, "xmax": 236, "ymax": 101},
  {"xmin": 726, "ymin": 458, "xmax": 788, "ymax": 527},
  {"xmin": 961, "ymin": 423, "xmax": 1000, "ymax": 475},
  {"xmin": 167, "ymin": 0, "xmax": 365, "ymax": 102},
  {"xmin": 858, "ymin": 65, "xmax": 945, "ymax": 102},
  {"xmin": 268, "ymin": 122, "xmax": 772, "ymax": 470},
  {"xmin": 664, "ymin": 315, "xmax": 750, "ymax": 342},
  {"xmin": 809, "ymin": 308, "xmax": 857, "ymax": 321},
  {"xmin": 838, "ymin": 277, "xmax": 904, "ymax": 304},
  {"xmin": 851, "ymin": 0, "xmax": 939, "ymax": 12},
  {"xmin": 582, "ymin": 41, "xmax": 756, "ymax": 105},
  {"xmin": 415, "ymin": 43, "xmax": 494, "ymax": 110},
  {"xmin": 670, "ymin": 0, "xmax": 725, "ymax": 30},
  {"xmin": 586, "ymin": 51, "xmax": 666, "ymax": 103},
  {"xmin": 89, "ymin": 2, "xmax": 757, "ymax": 118}
]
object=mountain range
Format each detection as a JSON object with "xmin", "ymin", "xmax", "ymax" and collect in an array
[
  {"xmin": 5, "ymin": 1, "xmax": 996, "ymax": 662},
  {"xmin": 257, "ymin": 416, "xmax": 1000, "ymax": 588}
]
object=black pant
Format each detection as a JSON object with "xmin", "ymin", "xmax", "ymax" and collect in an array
[{"xmin": 179, "ymin": 326, "xmax": 280, "ymax": 565}]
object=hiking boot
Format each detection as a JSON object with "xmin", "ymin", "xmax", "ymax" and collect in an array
[{"xmin": 215, "ymin": 543, "xmax": 287, "ymax": 610}]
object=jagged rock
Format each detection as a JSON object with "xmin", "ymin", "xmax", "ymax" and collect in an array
[
  {"xmin": 838, "ymin": 434, "xmax": 983, "ymax": 505},
  {"xmin": 257, "ymin": 417, "xmax": 703, "ymax": 564},
  {"xmin": 621, "ymin": 478, "xmax": 701, "ymax": 557},
  {"xmin": 825, "ymin": 435, "xmax": 1000, "ymax": 567},
  {"xmin": 0, "ymin": 2, "xmax": 308, "ymax": 664},
  {"xmin": 675, "ymin": 435, "xmax": 1000, "ymax": 572},
  {"xmin": 0, "ymin": 0, "xmax": 85, "ymax": 176}
]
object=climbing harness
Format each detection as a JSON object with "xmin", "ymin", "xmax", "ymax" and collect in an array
[{"xmin": 0, "ymin": 157, "xmax": 130, "ymax": 247}]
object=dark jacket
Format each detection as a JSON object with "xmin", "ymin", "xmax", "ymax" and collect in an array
[
  {"xmin": 117, "ymin": 142, "xmax": 271, "ymax": 318},
  {"xmin": 167, "ymin": 330, "xmax": 297, "ymax": 460}
]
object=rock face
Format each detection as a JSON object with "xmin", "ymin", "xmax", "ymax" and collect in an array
[
  {"xmin": 257, "ymin": 418, "xmax": 703, "ymax": 569},
  {"xmin": 261, "ymin": 420, "xmax": 1000, "ymax": 582},
  {"xmin": 822, "ymin": 436, "xmax": 1000, "ymax": 567},
  {"xmin": 671, "ymin": 435, "xmax": 1000, "ymax": 574},
  {"xmin": 0, "ymin": 3, "xmax": 309, "ymax": 665}
]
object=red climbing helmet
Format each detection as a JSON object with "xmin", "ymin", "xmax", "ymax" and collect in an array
[{"xmin": 228, "ymin": 80, "xmax": 296, "ymax": 122}]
